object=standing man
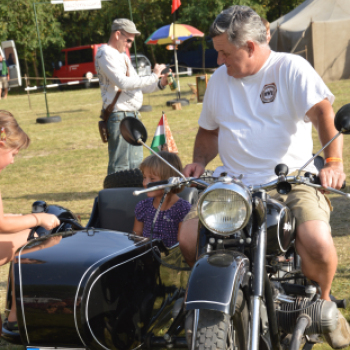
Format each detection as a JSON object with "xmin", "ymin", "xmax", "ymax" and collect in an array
[
  {"xmin": 0, "ymin": 54, "xmax": 9, "ymax": 100},
  {"xmin": 95, "ymin": 18, "xmax": 169, "ymax": 175},
  {"xmin": 180, "ymin": 5, "xmax": 350, "ymax": 349}
]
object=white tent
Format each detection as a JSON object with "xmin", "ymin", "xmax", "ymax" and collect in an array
[{"xmin": 269, "ymin": 0, "xmax": 350, "ymax": 81}]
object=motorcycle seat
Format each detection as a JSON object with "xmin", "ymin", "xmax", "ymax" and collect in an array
[{"xmin": 96, "ymin": 187, "xmax": 198, "ymax": 233}]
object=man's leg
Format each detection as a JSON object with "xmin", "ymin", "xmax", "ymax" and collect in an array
[
  {"xmin": 107, "ymin": 113, "xmax": 129, "ymax": 175},
  {"xmin": 295, "ymin": 220, "xmax": 337, "ymax": 300},
  {"xmin": 178, "ymin": 218, "xmax": 198, "ymax": 268},
  {"xmin": 4, "ymin": 87, "xmax": 8, "ymax": 99}
]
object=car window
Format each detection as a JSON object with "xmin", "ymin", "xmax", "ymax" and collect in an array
[{"xmin": 67, "ymin": 48, "xmax": 93, "ymax": 65}]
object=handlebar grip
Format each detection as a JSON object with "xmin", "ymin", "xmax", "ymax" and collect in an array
[
  {"xmin": 305, "ymin": 173, "xmax": 346, "ymax": 189},
  {"xmin": 147, "ymin": 180, "xmax": 169, "ymax": 188}
]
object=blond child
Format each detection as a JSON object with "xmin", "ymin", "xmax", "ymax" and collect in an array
[
  {"xmin": 133, "ymin": 151, "xmax": 191, "ymax": 247},
  {"xmin": 0, "ymin": 110, "xmax": 60, "ymax": 332}
]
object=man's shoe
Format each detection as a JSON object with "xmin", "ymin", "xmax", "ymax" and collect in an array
[{"xmin": 324, "ymin": 310, "xmax": 350, "ymax": 349}]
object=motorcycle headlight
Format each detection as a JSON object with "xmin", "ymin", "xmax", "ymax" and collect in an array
[{"xmin": 198, "ymin": 182, "xmax": 252, "ymax": 236}]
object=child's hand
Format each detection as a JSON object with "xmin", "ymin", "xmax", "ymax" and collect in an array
[{"xmin": 35, "ymin": 213, "xmax": 60, "ymax": 230}]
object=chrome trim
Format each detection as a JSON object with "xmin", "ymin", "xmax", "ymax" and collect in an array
[
  {"xmin": 18, "ymin": 242, "xmax": 33, "ymax": 344},
  {"xmin": 191, "ymin": 309, "xmax": 199, "ymax": 350},
  {"xmin": 185, "ymin": 300, "xmax": 230, "ymax": 307},
  {"xmin": 73, "ymin": 234, "xmax": 147, "ymax": 346},
  {"xmin": 251, "ymin": 297, "xmax": 261, "ymax": 350},
  {"xmin": 85, "ymin": 248, "xmax": 152, "ymax": 350}
]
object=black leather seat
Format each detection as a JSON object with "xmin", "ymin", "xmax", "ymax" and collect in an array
[{"xmin": 97, "ymin": 187, "xmax": 198, "ymax": 232}]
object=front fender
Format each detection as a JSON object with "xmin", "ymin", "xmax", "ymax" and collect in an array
[{"xmin": 185, "ymin": 251, "xmax": 249, "ymax": 314}]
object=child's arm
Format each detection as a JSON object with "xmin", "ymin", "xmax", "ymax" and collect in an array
[
  {"xmin": 0, "ymin": 195, "xmax": 60, "ymax": 233},
  {"xmin": 133, "ymin": 218, "xmax": 144, "ymax": 236}
]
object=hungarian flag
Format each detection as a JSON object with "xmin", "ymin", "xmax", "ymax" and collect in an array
[
  {"xmin": 150, "ymin": 112, "xmax": 178, "ymax": 153},
  {"xmin": 171, "ymin": 0, "xmax": 181, "ymax": 14}
]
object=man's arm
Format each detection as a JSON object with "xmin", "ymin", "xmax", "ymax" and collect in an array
[
  {"xmin": 183, "ymin": 127, "xmax": 219, "ymax": 177},
  {"xmin": 306, "ymin": 98, "xmax": 345, "ymax": 189}
]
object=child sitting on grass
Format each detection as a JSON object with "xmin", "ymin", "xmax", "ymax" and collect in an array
[
  {"xmin": 133, "ymin": 151, "xmax": 191, "ymax": 247},
  {"xmin": 0, "ymin": 110, "xmax": 60, "ymax": 333}
]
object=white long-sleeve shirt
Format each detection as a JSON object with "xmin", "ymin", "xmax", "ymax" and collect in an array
[{"xmin": 95, "ymin": 44, "xmax": 160, "ymax": 112}]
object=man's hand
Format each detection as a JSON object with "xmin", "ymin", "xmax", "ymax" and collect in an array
[
  {"xmin": 153, "ymin": 63, "xmax": 167, "ymax": 78},
  {"xmin": 319, "ymin": 162, "xmax": 345, "ymax": 190},
  {"xmin": 183, "ymin": 163, "xmax": 205, "ymax": 178}
]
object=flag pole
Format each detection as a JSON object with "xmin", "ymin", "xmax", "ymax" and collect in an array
[{"xmin": 172, "ymin": 13, "xmax": 181, "ymax": 99}]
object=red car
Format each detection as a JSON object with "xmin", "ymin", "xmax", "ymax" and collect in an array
[{"xmin": 53, "ymin": 44, "xmax": 131, "ymax": 88}]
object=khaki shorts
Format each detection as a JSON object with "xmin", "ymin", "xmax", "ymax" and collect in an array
[
  {"xmin": 184, "ymin": 180, "xmax": 331, "ymax": 230},
  {"xmin": 0, "ymin": 76, "xmax": 8, "ymax": 89}
]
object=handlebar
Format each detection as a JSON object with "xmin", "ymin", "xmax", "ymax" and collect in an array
[{"xmin": 134, "ymin": 174, "xmax": 350, "ymax": 199}]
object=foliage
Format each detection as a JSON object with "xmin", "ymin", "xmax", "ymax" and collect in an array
[{"xmin": 0, "ymin": 0, "xmax": 305, "ymax": 80}]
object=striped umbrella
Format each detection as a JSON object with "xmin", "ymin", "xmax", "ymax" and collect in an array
[
  {"xmin": 145, "ymin": 24, "xmax": 204, "ymax": 98},
  {"xmin": 145, "ymin": 23, "xmax": 204, "ymax": 45}
]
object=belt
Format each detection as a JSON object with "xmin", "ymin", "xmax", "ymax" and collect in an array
[{"xmin": 114, "ymin": 111, "xmax": 139, "ymax": 117}]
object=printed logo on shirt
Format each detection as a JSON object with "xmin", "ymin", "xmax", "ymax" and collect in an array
[{"xmin": 260, "ymin": 83, "xmax": 277, "ymax": 104}]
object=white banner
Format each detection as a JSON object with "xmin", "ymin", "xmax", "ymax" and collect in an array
[{"xmin": 63, "ymin": 0, "xmax": 101, "ymax": 11}]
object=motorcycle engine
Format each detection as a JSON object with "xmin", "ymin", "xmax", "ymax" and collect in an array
[{"xmin": 277, "ymin": 297, "xmax": 338, "ymax": 335}]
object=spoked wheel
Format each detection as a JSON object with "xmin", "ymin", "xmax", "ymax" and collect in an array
[{"xmin": 194, "ymin": 289, "xmax": 249, "ymax": 350}]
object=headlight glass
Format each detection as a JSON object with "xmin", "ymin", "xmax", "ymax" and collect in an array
[{"xmin": 198, "ymin": 184, "xmax": 251, "ymax": 235}]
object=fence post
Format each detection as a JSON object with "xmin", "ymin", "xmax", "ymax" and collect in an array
[{"xmin": 25, "ymin": 74, "xmax": 32, "ymax": 110}]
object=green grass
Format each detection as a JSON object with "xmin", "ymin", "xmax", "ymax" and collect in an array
[{"xmin": 0, "ymin": 76, "xmax": 350, "ymax": 350}]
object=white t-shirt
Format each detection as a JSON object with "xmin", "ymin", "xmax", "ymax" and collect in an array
[
  {"xmin": 199, "ymin": 51, "xmax": 334, "ymax": 186},
  {"xmin": 95, "ymin": 45, "xmax": 159, "ymax": 112}
]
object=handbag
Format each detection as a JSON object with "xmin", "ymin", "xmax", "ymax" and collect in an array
[
  {"xmin": 98, "ymin": 58, "xmax": 130, "ymax": 143},
  {"xmin": 98, "ymin": 90, "xmax": 122, "ymax": 143}
]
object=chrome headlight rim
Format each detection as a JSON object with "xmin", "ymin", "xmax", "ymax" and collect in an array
[{"xmin": 197, "ymin": 181, "xmax": 252, "ymax": 236}]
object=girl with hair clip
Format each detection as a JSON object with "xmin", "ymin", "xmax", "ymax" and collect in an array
[
  {"xmin": 133, "ymin": 151, "xmax": 191, "ymax": 247},
  {"xmin": 0, "ymin": 110, "xmax": 60, "ymax": 333}
]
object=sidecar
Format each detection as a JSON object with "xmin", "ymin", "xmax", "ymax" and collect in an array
[{"xmin": 2, "ymin": 186, "xmax": 198, "ymax": 350}]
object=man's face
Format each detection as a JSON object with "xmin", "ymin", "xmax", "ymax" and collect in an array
[
  {"xmin": 213, "ymin": 33, "xmax": 251, "ymax": 78},
  {"xmin": 0, "ymin": 56, "xmax": 2, "ymax": 62},
  {"xmin": 116, "ymin": 31, "xmax": 135, "ymax": 53}
]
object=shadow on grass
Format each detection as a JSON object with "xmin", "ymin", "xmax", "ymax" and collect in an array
[
  {"xmin": 330, "ymin": 195, "xmax": 350, "ymax": 237},
  {"xmin": 35, "ymin": 109, "xmax": 88, "ymax": 116},
  {"xmin": 10, "ymin": 191, "xmax": 98, "ymax": 202}
]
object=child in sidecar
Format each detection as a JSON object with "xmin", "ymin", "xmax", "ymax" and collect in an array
[
  {"xmin": 133, "ymin": 151, "xmax": 191, "ymax": 247},
  {"xmin": 0, "ymin": 110, "xmax": 60, "ymax": 333}
]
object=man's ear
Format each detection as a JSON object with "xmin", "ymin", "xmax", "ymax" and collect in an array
[
  {"xmin": 0, "ymin": 141, "xmax": 6, "ymax": 149},
  {"xmin": 247, "ymin": 41, "xmax": 255, "ymax": 57}
]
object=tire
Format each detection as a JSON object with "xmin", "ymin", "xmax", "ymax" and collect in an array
[
  {"xmin": 139, "ymin": 105, "xmax": 152, "ymax": 112},
  {"xmin": 194, "ymin": 289, "xmax": 249, "ymax": 350},
  {"xmin": 36, "ymin": 116, "xmax": 62, "ymax": 124},
  {"xmin": 103, "ymin": 168, "xmax": 143, "ymax": 189}
]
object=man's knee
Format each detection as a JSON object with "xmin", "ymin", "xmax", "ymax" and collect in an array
[{"xmin": 296, "ymin": 220, "xmax": 336, "ymax": 263}]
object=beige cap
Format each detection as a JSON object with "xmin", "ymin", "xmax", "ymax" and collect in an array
[{"xmin": 111, "ymin": 18, "xmax": 141, "ymax": 35}]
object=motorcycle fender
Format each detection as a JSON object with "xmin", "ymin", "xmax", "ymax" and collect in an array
[{"xmin": 185, "ymin": 251, "xmax": 250, "ymax": 314}]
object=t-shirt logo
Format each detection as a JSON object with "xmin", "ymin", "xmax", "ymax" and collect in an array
[{"xmin": 260, "ymin": 83, "xmax": 277, "ymax": 104}]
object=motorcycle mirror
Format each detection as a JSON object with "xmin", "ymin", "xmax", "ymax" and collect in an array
[
  {"xmin": 334, "ymin": 103, "xmax": 350, "ymax": 134},
  {"xmin": 120, "ymin": 117, "xmax": 148, "ymax": 146}
]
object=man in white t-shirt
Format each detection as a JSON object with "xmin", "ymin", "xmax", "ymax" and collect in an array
[
  {"xmin": 180, "ymin": 5, "xmax": 350, "ymax": 349},
  {"xmin": 95, "ymin": 18, "xmax": 169, "ymax": 175}
]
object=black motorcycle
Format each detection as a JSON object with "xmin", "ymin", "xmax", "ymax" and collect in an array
[{"xmin": 2, "ymin": 104, "xmax": 350, "ymax": 350}]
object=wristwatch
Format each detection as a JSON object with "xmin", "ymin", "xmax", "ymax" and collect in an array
[{"xmin": 158, "ymin": 80, "xmax": 166, "ymax": 90}]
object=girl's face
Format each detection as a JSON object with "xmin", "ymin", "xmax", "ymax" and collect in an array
[
  {"xmin": 142, "ymin": 168, "xmax": 164, "ymax": 198},
  {"xmin": 0, "ymin": 144, "xmax": 18, "ymax": 172}
]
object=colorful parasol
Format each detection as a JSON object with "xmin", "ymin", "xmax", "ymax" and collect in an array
[{"xmin": 145, "ymin": 23, "xmax": 204, "ymax": 45}]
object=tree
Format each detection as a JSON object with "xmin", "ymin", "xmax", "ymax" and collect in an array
[{"xmin": 0, "ymin": 0, "xmax": 65, "ymax": 84}]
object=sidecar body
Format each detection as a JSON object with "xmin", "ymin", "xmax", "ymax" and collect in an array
[{"xmin": 2, "ymin": 187, "xmax": 198, "ymax": 350}]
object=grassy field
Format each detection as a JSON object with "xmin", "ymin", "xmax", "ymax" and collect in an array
[{"xmin": 0, "ymin": 75, "xmax": 349, "ymax": 350}]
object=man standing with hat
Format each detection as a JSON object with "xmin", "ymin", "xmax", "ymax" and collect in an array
[{"xmin": 96, "ymin": 18, "xmax": 169, "ymax": 175}]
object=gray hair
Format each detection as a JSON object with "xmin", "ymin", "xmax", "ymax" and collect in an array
[{"xmin": 209, "ymin": 5, "xmax": 267, "ymax": 47}]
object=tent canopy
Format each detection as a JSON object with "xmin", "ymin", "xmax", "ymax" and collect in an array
[{"xmin": 270, "ymin": 0, "xmax": 350, "ymax": 81}]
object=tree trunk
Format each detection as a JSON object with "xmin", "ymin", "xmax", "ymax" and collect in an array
[{"xmin": 32, "ymin": 50, "xmax": 40, "ymax": 86}]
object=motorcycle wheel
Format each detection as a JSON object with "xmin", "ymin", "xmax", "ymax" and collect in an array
[
  {"xmin": 103, "ymin": 168, "xmax": 143, "ymax": 189},
  {"xmin": 195, "ymin": 290, "xmax": 249, "ymax": 350}
]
